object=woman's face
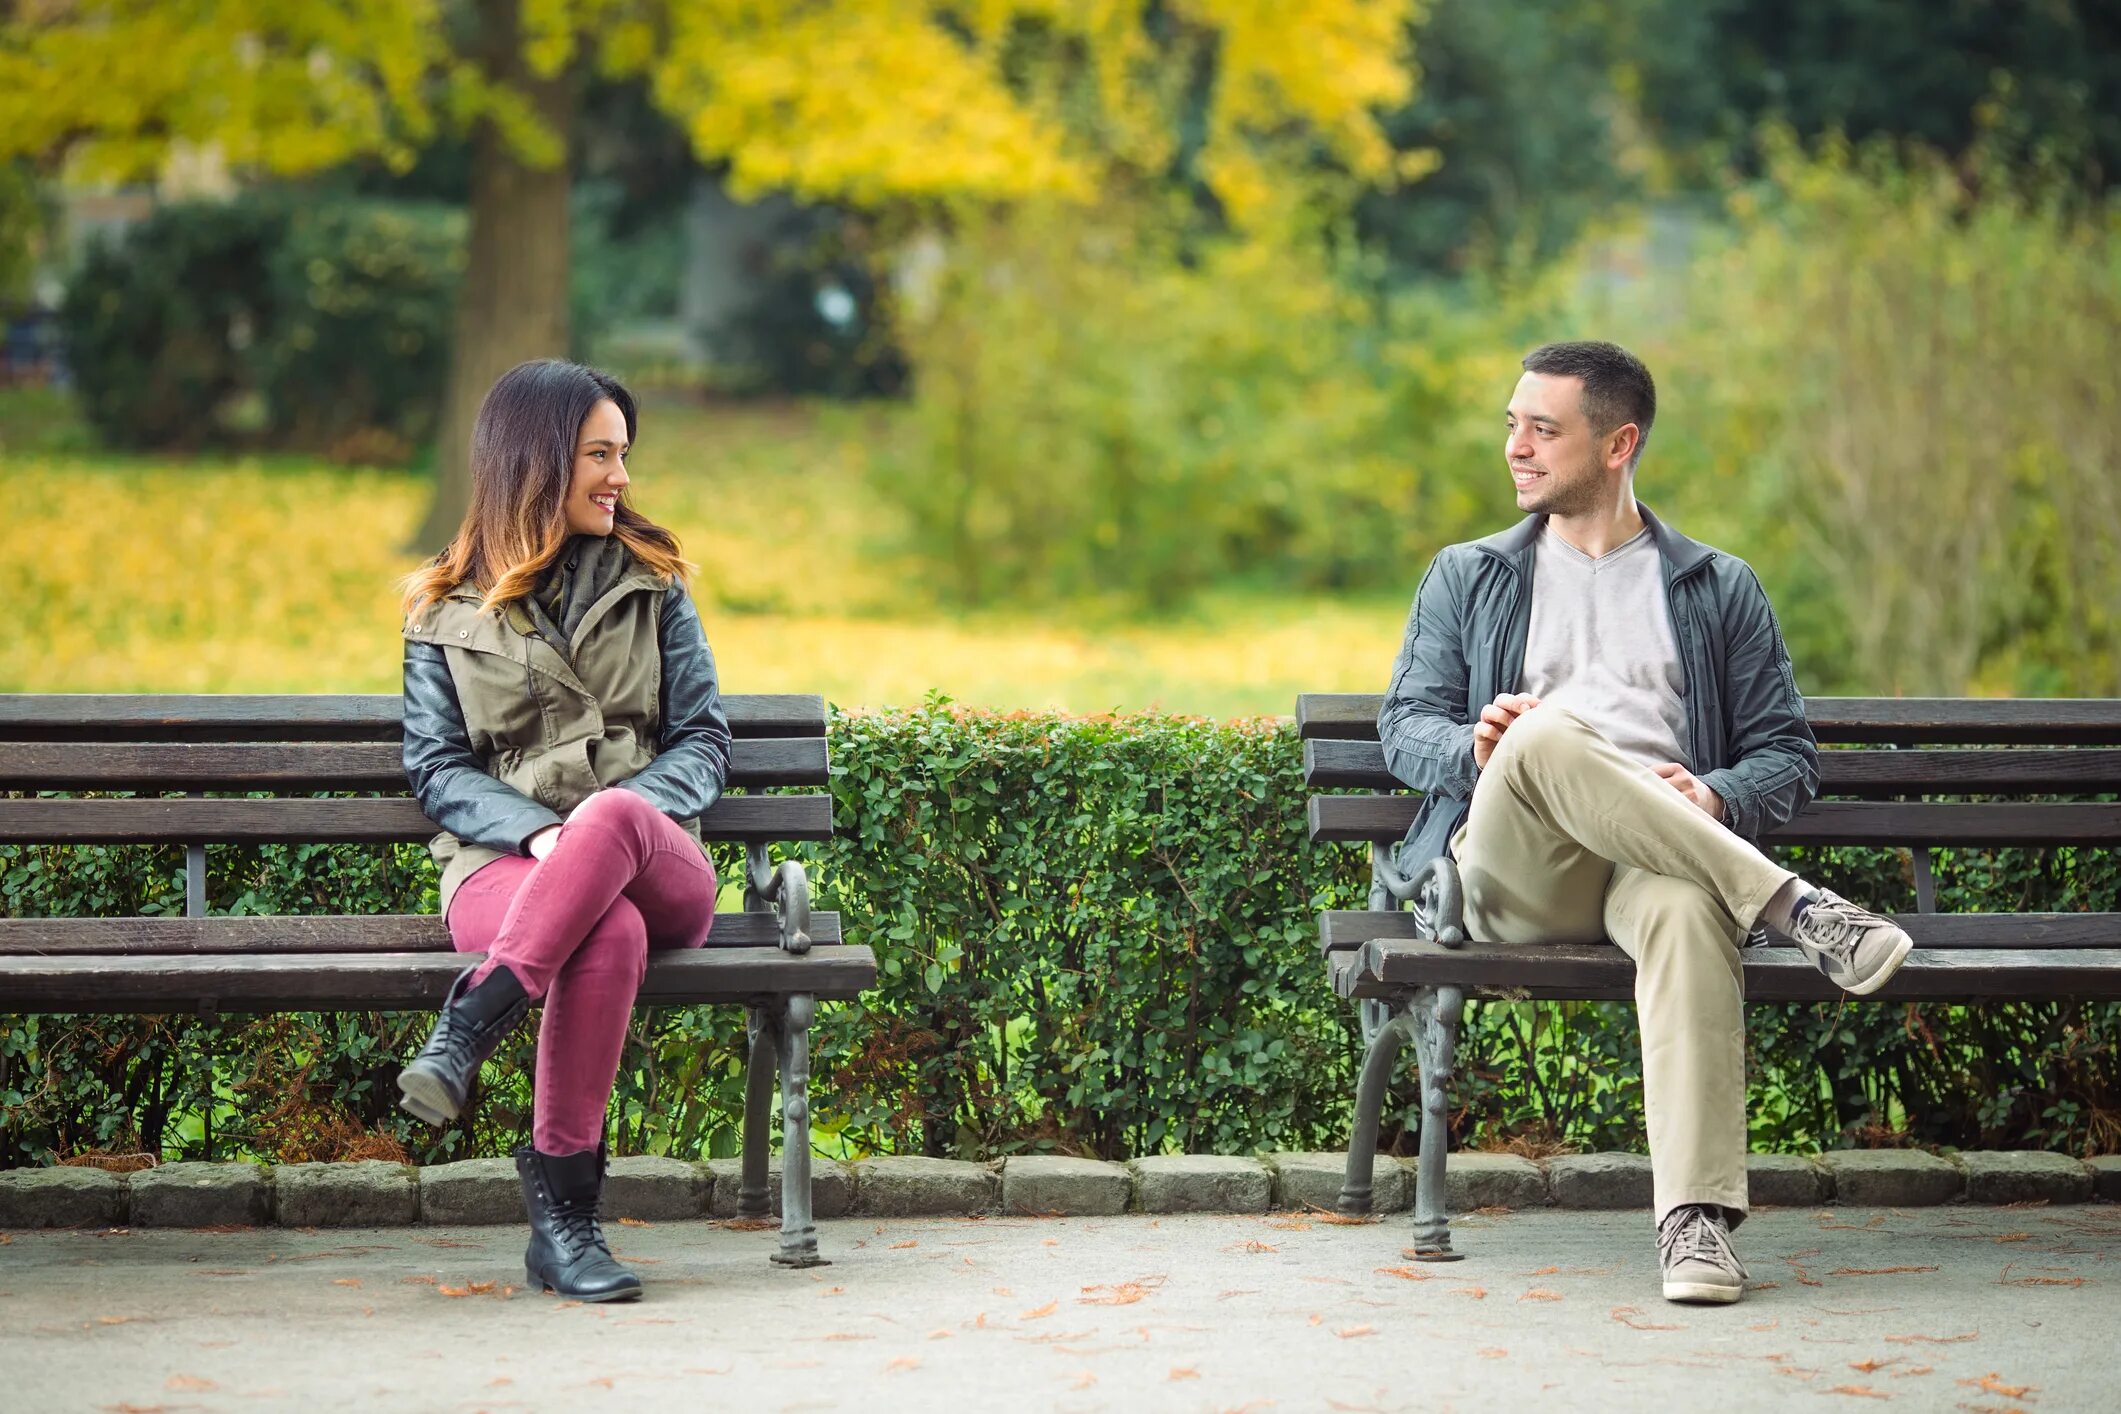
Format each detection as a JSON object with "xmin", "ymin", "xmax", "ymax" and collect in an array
[{"xmin": 563, "ymin": 398, "xmax": 631, "ymax": 536}]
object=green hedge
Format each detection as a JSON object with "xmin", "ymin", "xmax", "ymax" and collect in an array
[{"xmin": 4, "ymin": 706, "xmax": 2116, "ymax": 1167}]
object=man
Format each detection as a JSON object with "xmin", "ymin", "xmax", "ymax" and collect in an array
[{"xmin": 1378, "ymin": 340, "xmax": 1913, "ymax": 1305}]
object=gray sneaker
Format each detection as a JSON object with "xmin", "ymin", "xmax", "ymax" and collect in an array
[
  {"xmin": 1786, "ymin": 889, "xmax": 1915, "ymax": 996},
  {"xmin": 1658, "ymin": 1204, "xmax": 1747, "ymax": 1304}
]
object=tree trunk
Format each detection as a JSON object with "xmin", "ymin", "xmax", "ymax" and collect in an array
[{"xmin": 409, "ymin": 0, "xmax": 577, "ymax": 553}]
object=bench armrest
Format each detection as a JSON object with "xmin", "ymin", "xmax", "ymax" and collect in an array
[{"xmin": 744, "ymin": 843, "xmax": 813, "ymax": 954}]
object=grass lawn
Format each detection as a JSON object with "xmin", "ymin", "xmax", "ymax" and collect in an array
[{"xmin": 8, "ymin": 392, "xmax": 1411, "ymax": 716}]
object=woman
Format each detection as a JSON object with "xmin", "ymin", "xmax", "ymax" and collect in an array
[{"xmin": 395, "ymin": 359, "xmax": 732, "ymax": 1303}]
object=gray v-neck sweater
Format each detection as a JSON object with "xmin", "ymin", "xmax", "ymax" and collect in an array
[{"xmin": 1519, "ymin": 524, "xmax": 1691, "ymax": 771}]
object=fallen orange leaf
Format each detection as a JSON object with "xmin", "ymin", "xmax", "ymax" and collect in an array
[
  {"xmin": 1961, "ymin": 1373, "xmax": 2037, "ymax": 1398},
  {"xmin": 1374, "ymin": 1266, "xmax": 1430, "ymax": 1282},
  {"xmin": 332, "ymin": 1279, "xmax": 361, "ymax": 1288},
  {"xmin": 1336, "ymin": 1325, "xmax": 1377, "ymax": 1339},
  {"xmin": 1227, "ymin": 1240, "xmax": 1278, "ymax": 1254},
  {"xmin": 618, "ymin": 1217, "xmax": 651, "ymax": 1228},
  {"xmin": 1020, "ymin": 1301, "xmax": 1058, "ymax": 1320},
  {"xmin": 1828, "ymin": 1266, "xmax": 1937, "ymax": 1277},
  {"xmin": 822, "ymin": 1332, "xmax": 874, "ymax": 1342},
  {"xmin": 1820, "ymin": 1385, "xmax": 1889, "ymax": 1400},
  {"xmin": 1611, "ymin": 1305, "xmax": 1682, "ymax": 1332},
  {"xmin": 889, "ymin": 1240, "xmax": 919, "ymax": 1250},
  {"xmin": 1170, "ymin": 1367, "xmax": 1200, "ymax": 1381},
  {"xmin": 1478, "ymin": 1348, "xmax": 1508, "ymax": 1359},
  {"xmin": 1069, "ymin": 1372, "xmax": 1095, "ymax": 1390},
  {"xmin": 1520, "ymin": 1289, "xmax": 1563, "ymax": 1302},
  {"xmin": 165, "ymin": 1375, "xmax": 216, "ymax": 1392},
  {"xmin": 437, "ymin": 1281, "xmax": 497, "ymax": 1298},
  {"xmin": 885, "ymin": 1356, "xmax": 920, "ymax": 1372},
  {"xmin": 1884, "ymin": 1331, "xmax": 1977, "ymax": 1344},
  {"xmin": 1450, "ymin": 1286, "xmax": 1487, "ymax": 1300}
]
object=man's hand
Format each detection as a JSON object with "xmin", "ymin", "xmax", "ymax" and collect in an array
[
  {"xmin": 1471, "ymin": 693, "xmax": 1542, "ymax": 770},
  {"xmin": 527, "ymin": 824, "xmax": 562, "ymax": 860},
  {"xmin": 1653, "ymin": 763, "xmax": 1726, "ymax": 821}
]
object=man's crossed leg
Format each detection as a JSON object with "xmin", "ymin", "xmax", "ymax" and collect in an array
[{"xmin": 1452, "ymin": 703, "xmax": 1913, "ymax": 1303}]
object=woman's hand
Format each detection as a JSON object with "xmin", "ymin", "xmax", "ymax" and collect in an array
[{"xmin": 526, "ymin": 824, "xmax": 562, "ymax": 860}]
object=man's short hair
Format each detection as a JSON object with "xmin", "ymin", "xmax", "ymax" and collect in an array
[{"xmin": 1522, "ymin": 340, "xmax": 1656, "ymax": 464}]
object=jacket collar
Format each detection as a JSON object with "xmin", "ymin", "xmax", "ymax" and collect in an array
[
  {"xmin": 1473, "ymin": 501, "xmax": 1716, "ymax": 579},
  {"xmin": 403, "ymin": 562, "xmax": 666, "ymax": 695}
]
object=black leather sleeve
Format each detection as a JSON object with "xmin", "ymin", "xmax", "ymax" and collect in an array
[
  {"xmin": 402, "ymin": 640, "xmax": 562, "ymax": 854},
  {"xmin": 616, "ymin": 579, "xmax": 733, "ymax": 820}
]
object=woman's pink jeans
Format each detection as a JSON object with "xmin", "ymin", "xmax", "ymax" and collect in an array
[{"xmin": 448, "ymin": 787, "xmax": 717, "ymax": 1154}]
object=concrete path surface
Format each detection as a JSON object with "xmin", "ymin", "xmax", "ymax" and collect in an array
[{"xmin": 5, "ymin": 1205, "xmax": 2114, "ymax": 1412}]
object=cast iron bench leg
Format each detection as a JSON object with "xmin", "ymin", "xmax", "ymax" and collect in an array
[
  {"xmin": 1407, "ymin": 984, "xmax": 1466, "ymax": 1261},
  {"xmin": 1339, "ymin": 997, "xmax": 1414, "ymax": 1216},
  {"xmin": 738, "ymin": 1004, "xmax": 776, "ymax": 1220},
  {"xmin": 771, "ymin": 993, "xmax": 825, "ymax": 1268}
]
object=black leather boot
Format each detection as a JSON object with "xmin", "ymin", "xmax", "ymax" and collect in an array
[
  {"xmin": 395, "ymin": 963, "xmax": 530, "ymax": 1124},
  {"xmin": 516, "ymin": 1144, "xmax": 642, "ymax": 1302}
]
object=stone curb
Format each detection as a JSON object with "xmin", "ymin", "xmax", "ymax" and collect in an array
[
  {"xmin": 128, "ymin": 1162, "xmax": 272, "ymax": 1228},
  {"xmin": 274, "ymin": 1161, "xmax": 418, "ymax": 1228},
  {"xmin": 1820, "ymin": 1149, "xmax": 1965, "ymax": 1207},
  {"xmin": 1001, "ymin": 1156, "xmax": 1131, "ymax": 1216},
  {"xmin": 1130, "ymin": 1155, "xmax": 1270, "ymax": 1214},
  {"xmin": 3, "ymin": 1151, "xmax": 2110, "ymax": 1228},
  {"xmin": 1265, "ymin": 1152, "xmax": 1407, "ymax": 1215},
  {"xmin": 1959, "ymin": 1150, "xmax": 2094, "ymax": 1205}
]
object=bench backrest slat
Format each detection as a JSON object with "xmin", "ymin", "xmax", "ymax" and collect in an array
[
  {"xmin": 0, "ymin": 693, "xmax": 829, "ymax": 741},
  {"xmin": 0, "ymin": 912, "xmax": 840, "ymax": 955},
  {"xmin": 1303, "ymin": 738, "xmax": 2121, "ymax": 795},
  {"xmin": 0, "ymin": 737, "xmax": 830, "ymax": 792},
  {"xmin": 0, "ymin": 793, "xmax": 833, "ymax": 845},
  {"xmin": 1297, "ymin": 693, "xmax": 2121, "ymax": 745},
  {"xmin": 1308, "ymin": 796, "xmax": 2121, "ymax": 847}
]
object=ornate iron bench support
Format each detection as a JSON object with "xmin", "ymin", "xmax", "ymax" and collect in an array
[
  {"xmin": 1340, "ymin": 850, "xmax": 1469, "ymax": 1260},
  {"xmin": 737, "ymin": 846, "xmax": 825, "ymax": 1267}
]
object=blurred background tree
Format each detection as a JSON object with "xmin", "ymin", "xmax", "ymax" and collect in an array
[{"xmin": 0, "ymin": 0, "xmax": 1414, "ymax": 546}]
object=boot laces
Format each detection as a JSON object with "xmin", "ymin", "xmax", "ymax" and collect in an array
[
  {"xmin": 1659, "ymin": 1205, "xmax": 1746, "ymax": 1278},
  {"xmin": 551, "ymin": 1195, "xmax": 612, "ymax": 1259},
  {"xmin": 422, "ymin": 1009, "xmax": 480, "ymax": 1070}
]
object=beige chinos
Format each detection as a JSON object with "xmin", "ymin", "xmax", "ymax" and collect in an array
[{"xmin": 1450, "ymin": 703, "xmax": 1795, "ymax": 1224}]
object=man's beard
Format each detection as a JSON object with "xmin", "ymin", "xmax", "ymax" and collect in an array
[{"xmin": 1520, "ymin": 464, "xmax": 1605, "ymax": 517}]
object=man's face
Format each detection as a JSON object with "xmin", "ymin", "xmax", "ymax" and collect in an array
[{"xmin": 1504, "ymin": 371, "xmax": 1613, "ymax": 517}]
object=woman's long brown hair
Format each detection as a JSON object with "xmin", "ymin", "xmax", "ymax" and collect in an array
[{"xmin": 402, "ymin": 360, "xmax": 693, "ymax": 620}]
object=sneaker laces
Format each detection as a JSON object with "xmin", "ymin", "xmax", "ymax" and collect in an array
[
  {"xmin": 1659, "ymin": 1206, "xmax": 1747, "ymax": 1278},
  {"xmin": 1794, "ymin": 891, "xmax": 1879, "ymax": 961}
]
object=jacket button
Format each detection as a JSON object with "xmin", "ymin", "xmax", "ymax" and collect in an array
[{"xmin": 458, "ymin": 630, "xmax": 468, "ymax": 639}]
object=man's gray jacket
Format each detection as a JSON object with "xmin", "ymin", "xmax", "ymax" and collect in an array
[{"xmin": 1378, "ymin": 504, "xmax": 1820, "ymax": 873}]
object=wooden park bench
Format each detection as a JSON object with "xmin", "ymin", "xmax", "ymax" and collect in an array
[
  {"xmin": 0, "ymin": 693, "xmax": 872, "ymax": 1268},
  {"xmin": 1297, "ymin": 694, "xmax": 2121, "ymax": 1260}
]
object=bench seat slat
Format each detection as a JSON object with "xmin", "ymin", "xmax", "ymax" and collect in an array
[
  {"xmin": 1318, "ymin": 909, "xmax": 2121, "ymax": 955},
  {"xmin": 0, "ymin": 794, "xmax": 834, "ymax": 845},
  {"xmin": 0, "ymin": 693, "xmax": 830, "ymax": 742},
  {"xmin": 0, "ymin": 912, "xmax": 844, "ymax": 956},
  {"xmin": 1337, "ymin": 938, "xmax": 2121, "ymax": 1002},
  {"xmin": 0, "ymin": 738, "xmax": 830, "ymax": 792},
  {"xmin": 0, "ymin": 945, "xmax": 877, "ymax": 1013},
  {"xmin": 1308, "ymin": 796, "xmax": 2121, "ymax": 847},
  {"xmin": 1297, "ymin": 693, "xmax": 2121, "ymax": 745},
  {"xmin": 1303, "ymin": 739, "xmax": 2121, "ymax": 795}
]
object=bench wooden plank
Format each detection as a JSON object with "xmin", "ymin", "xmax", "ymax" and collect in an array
[
  {"xmin": 0, "ymin": 945, "xmax": 878, "ymax": 1012},
  {"xmin": 1303, "ymin": 739, "xmax": 2121, "ymax": 795},
  {"xmin": 1317, "ymin": 909, "xmax": 2121, "ymax": 955},
  {"xmin": 1297, "ymin": 693, "xmax": 2121, "ymax": 745},
  {"xmin": 0, "ymin": 793, "xmax": 834, "ymax": 845},
  {"xmin": 0, "ymin": 737, "xmax": 831, "ymax": 791},
  {"xmin": 1308, "ymin": 796, "xmax": 2121, "ymax": 847},
  {"xmin": 1338, "ymin": 938, "xmax": 2121, "ymax": 1002},
  {"xmin": 0, "ymin": 912, "xmax": 845, "ymax": 956},
  {"xmin": 0, "ymin": 693, "xmax": 831, "ymax": 742}
]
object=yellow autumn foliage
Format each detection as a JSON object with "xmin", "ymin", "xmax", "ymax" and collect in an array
[
  {"xmin": 4, "ymin": 1, "xmax": 1419, "ymax": 225},
  {"xmin": 2, "ymin": 402, "xmax": 1401, "ymax": 714}
]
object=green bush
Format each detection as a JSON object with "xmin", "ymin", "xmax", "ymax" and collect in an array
[
  {"xmin": 58, "ymin": 193, "xmax": 462, "ymax": 461},
  {"xmin": 3, "ymin": 707, "xmax": 2116, "ymax": 1167}
]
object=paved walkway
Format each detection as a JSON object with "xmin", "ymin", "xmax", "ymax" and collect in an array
[{"xmin": 5, "ymin": 1205, "xmax": 2114, "ymax": 1411}]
